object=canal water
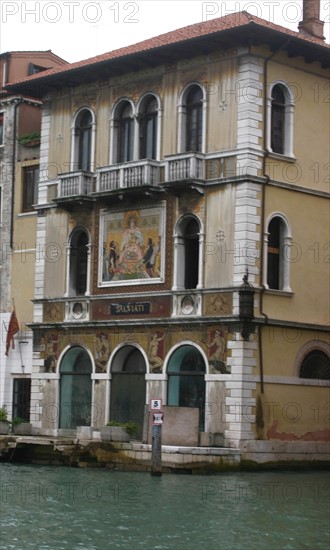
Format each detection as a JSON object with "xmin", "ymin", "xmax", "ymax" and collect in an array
[{"xmin": 0, "ymin": 464, "xmax": 329, "ymax": 550}]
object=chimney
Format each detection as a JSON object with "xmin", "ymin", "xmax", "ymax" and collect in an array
[{"xmin": 298, "ymin": 0, "xmax": 325, "ymax": 40}]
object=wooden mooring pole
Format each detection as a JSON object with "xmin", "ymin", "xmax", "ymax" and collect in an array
[{"xmin": 151, "ymin": 424, "xmax": 162, "ymax": 476}]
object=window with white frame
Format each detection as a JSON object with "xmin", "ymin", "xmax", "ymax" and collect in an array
[
  {"xmin": 186, "ymin": 86, "xmax": 203, "ymax": 152},
  {"xmin": 22, "ymin": 165, "xmax": 39, "ymax": 212},
  {"xmin": 138, "ymin": 95, "xmax": 158, "ymax": 160},
  {"xmin": 115, "ymin": 101, "xmax": 134, "ymax": 163},
  {"xmin": 72, "ymin": 109, "xmax": 93, "ymax": 171},
  {"xmin": 173, "ymin": 215, "xmax": 203, "ymax": 290},
  {"xmin": 295, "ymin": 341, "xmax": 330, "ymax": 381},
  {"xmin": 268, "ymin": 83, "xmax": 294, "ymax": 157},
  {"xmin": 68, "ymin": 228, "xmax": 89, "ymax": 296},
  {"xmin": 265, "ymin": 214, "xmax": 292, "ymax": 292},
  {"xmin": 300, "ymin": 350, "xmax": 329, "ymax": 380},
  {"xmin": 178, "ymin": 83, "xmax": 205, "ymax": 154}
]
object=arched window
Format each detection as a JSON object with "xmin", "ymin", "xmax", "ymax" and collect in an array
[
  {"xmin": 69, "ymin": 229, "xmax": 89, "ymax": 296},
  {"xmin": 269, "ymin": 83, "xmax": 294, "ymax": 157},
  {"xmin": 139, "ymin": 95, "xmax": 158, "ymax": 159},
  {"xmin": 186, "ymin": 86, "xmax": 203, "ymax": 152},
  {"xmin": 173, "ymin": 216, "xmax": 202, "ymax": 290},
  {"xmin": 178, "ymin": 84, "xmax": 205, "ymax": 154},
  {"xmin": 271, "ymin": 85, "xmax": 285, "ymax": 154},
  {"xmin": 167, "ymin": 345, "xmax": 206, "ymax": 430},
  {"xmin": 300, "ymin": 351, "xmax": 330, "ymax": 380},
  {"xmin": 265, "ymin": 215, "xmax": 291, "ymax": 292},
  {"xmin": 184, "ymin": 218, "xmax": 199, "ymax": 289},
  {"xmin": 59, "ymin": 346, "xmax": 92, "ymax": 429},
  {"xmin": 117, "ymin": 101, "xmax": 134, "ymax": 163},
  {"xmin": 74, "ymin": 109, "xmax": 93, "ymax": 171},
  {"xmin": 110, "ymin": 345, "xmax": 146, "ymax": 438}
]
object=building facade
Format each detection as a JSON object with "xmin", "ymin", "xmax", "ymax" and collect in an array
[
  {"xmin": 0, "ymin": 51, "xmax": 67, "ymax": 418},
  {"xmin": 7, "ymin": 5, "xmax": 329, "ymax": 455}
]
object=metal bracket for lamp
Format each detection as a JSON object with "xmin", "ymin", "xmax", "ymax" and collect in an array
[{"xmin": 18, "ymin": 338, "xmax": 28, "ymax": 371}]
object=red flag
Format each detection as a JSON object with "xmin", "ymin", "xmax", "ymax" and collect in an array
[{"xmin": 5, "ymin": 309, "xmax": 19, "ymax": 356}]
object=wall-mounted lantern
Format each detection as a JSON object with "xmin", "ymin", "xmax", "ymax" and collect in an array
[{"xmin": 239, "ymin": 271, "xmax": 255, "ymax": 340}]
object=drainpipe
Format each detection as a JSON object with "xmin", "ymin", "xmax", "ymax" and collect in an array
[{"xmin": 10, "ymin": 98, "xmax": 23, "ymax": 249}]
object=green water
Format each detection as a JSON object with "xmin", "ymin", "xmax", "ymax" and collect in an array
[{"xmin": 0, "ymin": 464, "xmax": 329, "ymax": 549}]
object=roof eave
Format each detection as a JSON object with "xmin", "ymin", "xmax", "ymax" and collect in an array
[{"xmin": 5, "ymin": 21, "xmax": 329, "ymax": 99}]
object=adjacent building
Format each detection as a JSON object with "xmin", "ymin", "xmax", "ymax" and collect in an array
[
  {"xmin": 6, "ymin": 2, "xmax": 329, "ymax": 459},
  {"xmin": 0, "ymin": 51, "xmax": 67, "ymax": 419}
]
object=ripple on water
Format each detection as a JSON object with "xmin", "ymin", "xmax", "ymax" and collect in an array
[{"xmin": 0, "ymin": 465, "xmax": 329, "ymax": 550}]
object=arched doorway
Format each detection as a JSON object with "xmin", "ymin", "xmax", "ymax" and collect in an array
[
  {"xmin": 59, "ymin": 347, "xmax": 92, "ymax": 429},
  {"xmin": 110, "ymin": 346, "xmax": 146, "ymax": 438},
  {"xmin": 167, "ymin": 345, "xmax": 206, "ymax": 430}
]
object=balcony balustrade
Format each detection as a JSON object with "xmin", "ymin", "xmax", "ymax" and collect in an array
[
  {"xmin": 165, "ymin": 153, "xmax": 205, "ymax": 182},
  {"xmin": 97, "ymin": 160, "xmax": 160, "ymax": 192},
  {"xmin": 51, "ymin": 152, "xmax": 235, "ymax": 205},
  {"xmin": 58, "ymin": 171, "xmax": 95, "ymax": 198}
]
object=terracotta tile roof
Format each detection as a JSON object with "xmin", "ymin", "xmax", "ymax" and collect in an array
[{"xmin": 7, "ymin": 11, "xmax": 329, "ymax": 86}]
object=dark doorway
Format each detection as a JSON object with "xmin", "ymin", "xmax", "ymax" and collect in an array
[
  {"xmin": 167, "ymin": 345, "xmax": 206, "ymax": 431},
  {"xmin": 12, "ymin": 379, "xmax": 31, "ymax": 421},
  {"xmin": 110, "ymin": 346, "xmax": 146, "ymax": 438},
  {"xmin": 59, "ymin": 347, "xmax": 92, "ymax": 429}
]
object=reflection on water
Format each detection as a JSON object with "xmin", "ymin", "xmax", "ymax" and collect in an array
[{"xmin": 0, "ymin": 464, "xmax": 329, "ymax": 549}]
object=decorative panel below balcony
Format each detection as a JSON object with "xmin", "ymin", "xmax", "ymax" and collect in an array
[
  {"xmin": 172, "ymin": 293, "xmax": 202, "ymax": 317},
  {"xmin": 65, "ymin": 299, "xmax": 90, "ymax": 322}
]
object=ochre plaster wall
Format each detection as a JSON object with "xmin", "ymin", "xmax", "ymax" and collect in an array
[
  {"xmin": 205, "ymin": 185, "xmax": 236, "ymax": 288},
  {"xmin": 259, "ymin": 384, "xmax": 329, "ymax": 441},
  {"xmin": 260, "ymin": 328, "xmax": 327, "ymax": 377},
  {"xmin": 266, "ymin": 55, "xmax": 329, "ymax": 193},
  {"xmin": 43, "ymin": 210, "xmax": 70, "ymax": 298},
  {"xmin": 263, "ymin": 187, "xmax": 329, "ymax": 324},
  {"xmin": 12, "ymin": 160, "xmax": 39, "ymax": 323}
]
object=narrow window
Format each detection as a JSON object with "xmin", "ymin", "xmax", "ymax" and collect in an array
[
  {"xmin": 117, "ymin": 102, "xmax": 134, "ymax": 163},
  {"xmin": 0, "ymin": 113, "xmax": 4, "ymax": 145},
  {"xmin": 271, "ymin": 85, "xmax": 286, "ymax": 154},
  {"xmin": 186, "ymin": 86, "xmax": 203, "ymax": 152},
  {"xmin": 174, "ymin": 215, "xmax": 202, "ymax": 291},
  {"xmin": 184, "ymin": 219, "xmax": 199, "ymax": 289},
  {"xmin": 139, "ymin": 96, "xmax": 158, "ymax": 159},
  {"xmin": 267, "ymin": 217, "xmax": 282, "ymax": 289},
  {"xmin": 300, "ymin": 351, "xmax": 330, "ymax": 380},
  {"xmin": 69, "ymin": 229, "xmax": 88, "ymax": 296},
  {"xmin": 75, "ymin": 110, "xmax": 92, "ymax": 171},
  {"xmin": 22, "ymin": 165, "xmax": 39, "ymax": 212}
]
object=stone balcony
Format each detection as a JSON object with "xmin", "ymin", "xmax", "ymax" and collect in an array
[
  {"xmin": 165, "ymin": 153, "xmax": 205, "ymax": 182},
  {"xmin": 53, "ymin": 171, "xmax": 96, "ymax": 209},
  {"xmin": 46, "ymin": 152, "xmax": 236, "ymax": 207},
  {"xmin": 96, "ymin": 159, "xmax": 161, "ymax": 192},
  {"xmin": 58, "ymin": 171, "xmax": 96, "ymax": 197}
]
